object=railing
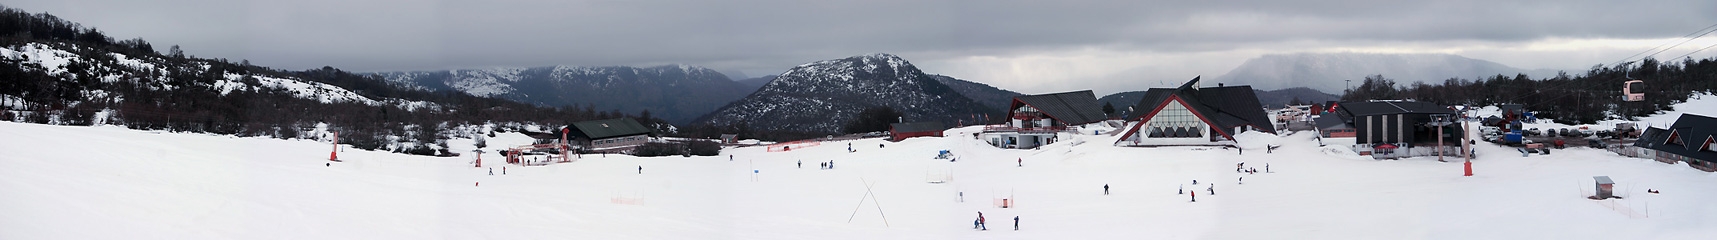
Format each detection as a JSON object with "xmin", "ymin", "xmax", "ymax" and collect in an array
[{"xmin": 983, "ymin": 125, "xmax": 1066, "ymax": 133}]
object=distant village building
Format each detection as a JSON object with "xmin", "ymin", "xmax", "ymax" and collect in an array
[
  {"xmin": 1327, "ymin": 101, "xmax": 1461, "ymax": 158},
  {"xmin": 1315, "ymin": 115, "xmax": 1356, "ymax": 138},
  {"xmin": 565, "ymin": 118, "xmax": 653, "ymax": 153},
  {"xmin": 1632, "ymin": 113, "xmax": 1717, "ymax": 172},
  {"xmin": 720, "ymin": 134, "xmax": 739, "ymax": 144},
  {"xmin": 1115, "ymin": 77, "xmax": 1274, "ymax": 146},
  {"xmin": 982, "ymin": 90, "xmax": 1106, "ymax": 149},
  {"xmin": 889, "ymin": 122, "xmax": 946, "ymax": 142}
]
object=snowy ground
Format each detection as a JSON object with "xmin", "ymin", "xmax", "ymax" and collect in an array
[{"xmin": 3, "ymin": 117, "xmax": 1717, "ymax": 239}]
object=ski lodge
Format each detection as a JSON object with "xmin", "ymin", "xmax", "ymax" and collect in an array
[
  {"xmin": 889, "ymin": 121, "xmax": 946, "ymax": 142},
  {"xmin": 1632, "ymin": 113, "xmax": 1717, "ymax": 171},
  {"xmin": 1326, "ymin": 100, "xmax": 1462, "ymax": 158},
  {"xmin": 565, "ymin": 118, "xmax": 653, "ymax": 153},
  {"xmin": 1115, "ymin": 77, "xmax": 1274, "ymax": 146},
  {"xmin": 981, "ymin": 90, "xmax": 1106, "ymax": 149}
]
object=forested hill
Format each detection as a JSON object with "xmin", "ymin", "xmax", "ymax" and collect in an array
[
  {"xmin": 0, "ymin": 5, "xmax": 669, "ymax": 155},
  {"xmin": 1340, "ymin": 58, "xmax": 1717, "ymax": 124}
]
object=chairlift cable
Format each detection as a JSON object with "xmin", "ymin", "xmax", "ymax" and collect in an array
[{"xmin": 1613, "ymin": 22, "xmax": 1717, "ymax": 66}]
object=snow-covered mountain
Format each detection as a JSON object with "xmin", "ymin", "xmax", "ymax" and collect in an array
[
  {"xmin": 696, "ymin": 54, "xmax": 998, "ymax": 133},
  {"xmin": 0, "ymin": 42, "xmax": 435, "ymax": 111},
  {"xmin": 1213, "ymin": 53, "xmax": 1561, "ymax": 93},
  {"xmin": 372, "ymin": 65, "xmax": 755, "ymax": 124}
]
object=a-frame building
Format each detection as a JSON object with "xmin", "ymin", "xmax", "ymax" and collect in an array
[{"xmin": 1115, "ymin": 77, "xmax": 1274, "ymax": 146}]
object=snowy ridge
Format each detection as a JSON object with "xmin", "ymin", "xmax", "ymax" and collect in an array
[
  {"xmin": 3, "ymin": 42, "xmax": 438, "ymax": 111},
  {"xmin": 699, "ymin": 53, "xmax": 994, "ymax": 133},
  {"xmin": 371, "ymin": 64, "xmax": 750, "ymax": 124}
]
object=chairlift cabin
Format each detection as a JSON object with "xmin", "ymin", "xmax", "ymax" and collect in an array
[{"xmin": 1623, "ymin": 80, "xmax": 1645, "ymax": 102}]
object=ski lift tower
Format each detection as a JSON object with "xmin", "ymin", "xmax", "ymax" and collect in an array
[{"xmin": 1428, "ymin": 114, "xmax": 1454, "ymax": 162}]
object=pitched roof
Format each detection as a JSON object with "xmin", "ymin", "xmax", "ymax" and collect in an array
[
  {"xmin": 568, "ymin": 118, "xmax": 652, "ymax": 140},
  {"xmin": 1637, "ymin": 113, "xmax": 1717, "ymax": 162},
  {"xmin": 1126, "ymin": 76, "xmax": 1276, "ymax": 134},
  {"xmin": 890, "ymin": 121, "xmax": 946, "ymax": 133},
  {"xmin": 1014, "ymin": 90, "xmax": 1107, "ymax": 125},
  {"xmin": 1315, "ymin": 115, "xmax": 1352, "ymax": 130}
]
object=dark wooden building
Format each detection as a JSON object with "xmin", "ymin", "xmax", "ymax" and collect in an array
[{"xmin": 889, "ymin": 122, "xmax": 946, "ymax": 142}]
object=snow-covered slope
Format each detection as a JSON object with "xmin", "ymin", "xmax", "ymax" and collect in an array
[
  {"xmin": 0, "ymin": 42, "xmax": 435, "ymax": 110},
  {"xmin": 697, "ymin": 53, "xmax": 997, "ymax": 133},
  {"xmin": 5, "ymin": 109, "xmax": 1716, "ymax": 239}
]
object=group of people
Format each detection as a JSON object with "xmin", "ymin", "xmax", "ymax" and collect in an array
[
  {"xmin": 1236, "ymin": 162, "xmax": 1270, "ymax": 174},
  {"xmin": 820, "ymin": 160, "xmax": 836, "ymax": 170},
  {"xmin": 972, "ymin": 212, "xmax": 1020, "ymax": 231}
]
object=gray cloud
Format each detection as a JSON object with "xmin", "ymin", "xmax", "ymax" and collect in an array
[{"xmin": 9, "ymin": 0, "xmax": 1716, "ymax": 94}]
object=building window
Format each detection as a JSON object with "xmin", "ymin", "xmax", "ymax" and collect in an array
[{"xmin": 1143, "ymin": 99, "xmax": 1205, "ymax": 138}]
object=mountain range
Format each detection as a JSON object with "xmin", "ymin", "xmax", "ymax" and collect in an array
[
  {"xmin": 1213, "ymin": 52, "xmax": 1561, "ymax": 94},
  {"xmin": 371, "ymin": 65, "xmax": 754, "ymax": 124},
  {"xmin": 695, "ymin": 54, "xmax": 998, "ymax": 133}
]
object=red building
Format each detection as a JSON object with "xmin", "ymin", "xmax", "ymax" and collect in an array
[{"xmin": 889, "ymin": 122, "xmax": 946, "ymax": 141}]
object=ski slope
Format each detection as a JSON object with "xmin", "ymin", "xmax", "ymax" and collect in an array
[{"xmin": 3, "ymin": 121, "xmax": 1717, "ymax": 239}]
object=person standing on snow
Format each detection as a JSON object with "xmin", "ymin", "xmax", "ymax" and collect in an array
[
  {"xmin": 489, "ymin": 168, "xmax": 494, "ymax": 175},
  {"xmin": 1191, "ymin": 189, "xmax": 1197, "ymax": 202},
  {"xmin": 797, "ymin": 160, "xmax": 802, "ymax": 168},
  {"xmin": 977, "ymin": 212, "xmax": 987, "ymax": 230},
  {"xmin": 1104, "ymin": 184, "xmax": 1110, "ymax": 195},
  {"xmin": 1013, "ymin": 216, "xmax": 1019, "ymax": 230},
  {"xmin": 638, "ymin": 166, "xmax": 642, "ymax": 174},
  {"xmin": 1017, "ymin": 158, "xmax": 1022, "ymax": 167},
  {"xmin": 1209, "ymin": 184, "xmax": 1215, "ymax": 195}
]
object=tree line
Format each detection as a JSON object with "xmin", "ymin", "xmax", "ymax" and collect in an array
[{"xmin": 1341, "ymin": 57, "xmax": 1717, "ymax": 124}]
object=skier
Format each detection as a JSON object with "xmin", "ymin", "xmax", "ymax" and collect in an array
[
  {"xmin": 638, "ymin": 166, "xmax": 642, "ymax": 174},
  {"xmin": 977, "ymin": 212, "xmax": 987, "ymax": 230},
  {"xmin": 1191, "ymin": 189, "xmax": 1197, "ymax": 202},
  {"xmin": 1104, "ymin": 184, "xmax": 1110, "ymax": 195},
  {"xmin": 1239, "ymin": 176, "xmax": 1244, "ymax": 185},
  {"xmin": 1017, "ymin": 158, "xmax": 1022, "ymax": 167},
  {"xmin": 1266, "ymin": 163, "xmax": 1271, "ymax": 173},
  {"xmin": 1192, "ymin": 179, "xmax": 1198, "ymax": 185},
  {"xmin": 797, "ymin": 160, "xmax": 802, "ymax": 168},
  {"xmin": 1013, "ymin": 216, "xmax": 1019, "ymax": 230},
  {"xmin": 958, "ymin": 192, "xmax": 964, "ymax": 202},
  {"xmin": 1179, "ymin": 184, "xmax": 1184, "ymax": 194},
  {"xmin": 730, "ymin": 155, "xmax": 733, "ymax": 161},
  {"xmin": 489, "ymin": 168, "xmax": 494, "ymax": 175},
  {"xmin": 503, "ymin": 166, "xmax": 507, "ymax": 175},
  {"xmin": 1208, "ymin": 184, "xmax": 1215, "ymax": 195}
]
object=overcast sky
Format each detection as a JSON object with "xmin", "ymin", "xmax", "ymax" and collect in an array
[{"xmin": 10, "ymin": 0, "xmax": 1717, "ymax": 96}]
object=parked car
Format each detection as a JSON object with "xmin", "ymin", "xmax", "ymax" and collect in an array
[{"xmin": 1558, "ymin": 128, "xmax": 1571, "ymax": 137}]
